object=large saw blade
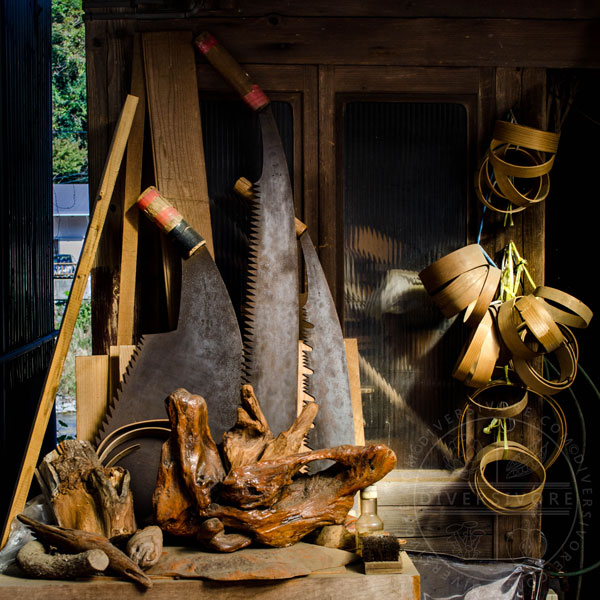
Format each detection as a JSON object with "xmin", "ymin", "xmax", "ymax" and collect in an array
[
  {"xmin": 242, "ymin": 109, "xmax": 299, "ymax": 436},
  {"xmin": 300, "ymin": 231, "xmax": 355, "ymax": 468},
  {"xmin": 96, "ymin": 245, "xmax": 242, "ymax": 520}
]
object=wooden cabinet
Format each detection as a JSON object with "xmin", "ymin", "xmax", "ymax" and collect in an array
[{"xmin": 84, "ymin": 5, "xmax": 598, "ymax": 559}]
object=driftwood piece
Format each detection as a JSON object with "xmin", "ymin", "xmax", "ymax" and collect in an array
[
  {"xmin": 146, "ymin": 542, "xmax": 357, "ymax": 581},
  {"xmin": 36, "ymin": 439, "xmax": 136, "ymax": 540},
  {"xmin": 196, "ymin": 518, "xmax": 252, "ymax": 553},
  {"xmin": 166, "ymin": 388, "xmax": 225, "ymax": 510},
  {"xmin": 16, "ymin": 540, "xmax": 109, "ymax": 580},
  {"xmin": 221, "ymin": 384, "xmax": 274, "ymax": 470},
  {"xmin": 207, "ymin": 444, "xmax": 396, "ymax": 547},
  {"xmin": 152, "ymin": 387, "xmax": 396, "ymax": 548},
  {"xmin": 261, "ymin": 399, "xmax": 319, "ymax": 462},
  {"xmin": 153, "ymin": 389, "xmax": 225, "ymax": 537},
  {"xmin": 17, "ymin": 514, "xmax": 152, "ymax": 588},
  {"xmin": 125, "ymin": 526, "xmax": 163, "ymax": 569}
]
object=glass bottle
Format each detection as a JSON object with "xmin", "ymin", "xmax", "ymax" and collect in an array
[{"xmin": 355, "ymin": 485, "xmax": 384, "ymax": 555}]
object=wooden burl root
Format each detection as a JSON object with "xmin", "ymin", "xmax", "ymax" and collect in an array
[
  {"xmin": 153, "ymin": 386, "xmax": 396, "ymax": 549},
  {"xmin": 36, "ymin": 439, "xmax": 136, "ymax": 541}
]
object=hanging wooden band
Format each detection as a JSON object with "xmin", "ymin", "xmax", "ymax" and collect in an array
[
  {"xmin": 419, "ymin": 244, "xmax": 499, "ymax": 320},
  {"xmin": 463, "ymin": 265, "xmax": 502, "ymax": 327},
  {"xmin": 497, "ymin": 296, "xmax": 565, "ymax": 360},
  {"xmin": 476, "ymin": 120, "xmax": 559, "ymax": 213},
  {"xmin": 514, "ymin": 295, "xmax": 565, "ymax": 353},
  {"xmin": 458, "ymin": 387, "xmax": 565, "ymax": 469},
  {"xmin": 471, "ymin": 441, "xmax": 546, "ymax": 514},
  {"xmin": 475, "ymin": 155, "xmax": 528, "ymax": 215},
  {"xmin": 467, "ymin": 381, "xmax": 528, "ymax": 419},
  {"xmin": 489, "ymin": 145, "xmax": 551, "ymax": 207},
  {"xmin": 432, "ymin": 265, "xmax": 489, "ymax": 318},
  {"xmin": 476, "ymin": 155, "xmax": 527, "ymax": 212},
  {"xmin": 493, "ymin": 120, "xmax": 560, "ymax": 154},
  {"xmin": 536, "ymin": 393, "xmax": 567, "ymax": 470},
  {"xmin": 419, "ymin": 244, "xmax": 488, "ymax": 294},
  {"xmin": 512, "ymin": 325, "xmax": 578, "ymax": 396},
  {"xmin": 453, "ymin": 308, "xmax": 501, "ymax": 387},
  {"xmin": 533, "ymin": 286, "xmax": 594, "ymax": 329}
]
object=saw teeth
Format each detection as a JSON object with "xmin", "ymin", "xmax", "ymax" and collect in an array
[{"xmin": 92, "ymin": 337, "xmax": 147, "ymax": 448}]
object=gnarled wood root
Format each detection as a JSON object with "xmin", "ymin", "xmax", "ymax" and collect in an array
[
  {"xmin": 36, "ymin": 439, "xmax": 136, "ymax": 541},
  {"xmin": 207, "ymin": 444, "xmax": 397, "ymax": 547},
  {"xmin": 153, "ymin": 387, "xmax": 396, "ymax": 549}
]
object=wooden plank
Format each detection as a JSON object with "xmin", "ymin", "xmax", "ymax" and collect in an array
[
  {"xmin": 403, "ymin": 534, "xmax": 494, "ymax": 557},
  {"xmin": 84, "ymin": 0, "xmax": 600, "ymax": 19},
  {"xmin": 77, "ymin": 345, "xmax": 134, "ymax": 444},
  {"xmin": 378, "ymin": 480, "xmax": 474, "ymax": 507},
  {"xmin": 75, "ymin": 355, "xmax": 109, "ymax": 442},
  {"xmin": 118, "ymin": 345, "xmax": 136, "ymax": 381},
  {"xmin": 86, "ymin": 18, "xmax": 600, "ymax": 68},
  {"xmin": 142, "ymin": 31, "xmax": 213, "ymax": 252},
  {"xmin": 301, "ymin": 66, "xmax": 319, "ymax": 244},
  {"xmin": 116, "ymin": 35, "xmax": 146, "ymax": 346},
  {"xmin": 1, "ymin": 95, "xmax": 138, "ymax": 549},
  {"xmin": 345, "ymin": 338, "xmax": 364, "ymax": 445},
  {"xmin": 318, "ymin": 64, "xmax": 339, "ymax": 312},
  {"xmin": 143, "ymin": 30, "xmax": 213, "ymax": 326},
  {"xmin": 477, "ymin": 68, "xmax": 546, "ymax": 560},
  {"xmin": 379, "ymin": 506, "xmax": 494, "ymax": 538},
  {"xmin": 0, "ymin": 556, "xmax": 421, "ymax": 599},
  {"xmin": 90, "ymin": 21, "xmax": 133, "ymax": 356}
]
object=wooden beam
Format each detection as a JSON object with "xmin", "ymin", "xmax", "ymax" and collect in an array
[
  {"xmin": 86, "ymin": 17, "xmax": 600, "ymax": 68},
  {"xmin": 84, "ymin": 0, "xmax": 600, "ymax": 19},
  {"xmin": 116, "ymin": 35, "xmax": 146, "ymax": 346}
]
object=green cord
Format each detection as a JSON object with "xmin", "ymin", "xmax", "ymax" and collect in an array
[
  {"xmin": 548, "ymin": 560, "xmax": 600, "ymax": 578},
  {"xmin": 546, "ymin": 449, "xmax": 584, "ymax": 600}
]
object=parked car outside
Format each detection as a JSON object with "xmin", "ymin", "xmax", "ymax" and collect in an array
[{"xmin": 54, "ymin": 253, "xmax": 76, "ymax": 278}]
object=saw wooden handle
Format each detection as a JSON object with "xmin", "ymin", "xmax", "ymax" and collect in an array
[
  {"xmin": 194, "ymin": 32, "xmax": 270, "ymax": 112},
  {"xmin": 137, "ymin": 186, "xmax": 206, "ymax": 258},
  {"xmin": 233, "ymin": 177, "xmax": 307, "ymax": 237}
]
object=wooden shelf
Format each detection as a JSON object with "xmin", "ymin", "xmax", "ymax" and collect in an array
[{"xmin": 0, "ymin": 552, "xmax": 419, "ymax": 600}]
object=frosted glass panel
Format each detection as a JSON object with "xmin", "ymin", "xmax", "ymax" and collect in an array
[{"xmin": 343, "ymin": 102, "xmax": 468, "ymax": 469}]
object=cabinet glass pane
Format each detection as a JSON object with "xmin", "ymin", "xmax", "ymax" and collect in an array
[{"xmin": 343, "ymin": 101, "xmax": 468, "ymax": 469}]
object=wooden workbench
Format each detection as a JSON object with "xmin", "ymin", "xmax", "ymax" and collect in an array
[{"xmin": 0, "ymin": 552, "xmax": 419, "ymax": 600}]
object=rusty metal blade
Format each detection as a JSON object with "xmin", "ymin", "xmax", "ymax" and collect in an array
[
  {"xmin": 242, "ymin": 109, "xmax": 299, "ymax": 435},
  {"xmin": 300, "ymin": 231, "xmax": 355, "ymax": 468},
  {"xmin": 96, "ymin": 246, "xmax": 242, "ymax": 518}
]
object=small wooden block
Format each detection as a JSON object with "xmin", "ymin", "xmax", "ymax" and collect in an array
[
  {"xmin": 76, "ymin": 355, "xmax": 109, "ymax": 442},
  {"xmin": 345, "ymin": 338, "xmax": 364, "ymax": 446}
]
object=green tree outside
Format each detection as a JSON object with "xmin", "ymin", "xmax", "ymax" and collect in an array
[{"xmin": 52, "ymin": 0, "xmax": 87, "ymax": 182}]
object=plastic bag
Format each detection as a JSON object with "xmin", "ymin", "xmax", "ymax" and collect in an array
[
  {"xmin": 410, "ymin": 551, "xmax": 545, "ymax": 600},
  {"xmin": 0, "ymin": 495, "xmax": 53, "ymax": 573}
]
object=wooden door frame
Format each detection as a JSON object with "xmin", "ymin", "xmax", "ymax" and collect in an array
[{"xmin": 317, "ymin": 64, "xmax": 546, "ymax": 559}]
